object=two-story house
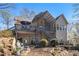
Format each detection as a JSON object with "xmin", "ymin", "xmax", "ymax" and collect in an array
[{"xmin": 15, "ymin": 11, "xmax": 68, "ymax": 47}]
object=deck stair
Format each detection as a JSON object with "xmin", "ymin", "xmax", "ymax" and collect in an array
[{"xmin": 36, "ymin": 26, "xmax": 55, "ymax": 39}]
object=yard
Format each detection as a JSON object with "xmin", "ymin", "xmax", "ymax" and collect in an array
[
  {"xmin": 20, "ymin": 47, "xmax": 79, "ymax": 56},
  {"xmin": 0, "ymin": 37, "xmax": 79, "ymax": 56}
]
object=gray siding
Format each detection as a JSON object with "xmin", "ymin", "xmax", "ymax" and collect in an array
[{"xmin": 56, "ymin": 16, "xmax": 67, "ymax": 43}]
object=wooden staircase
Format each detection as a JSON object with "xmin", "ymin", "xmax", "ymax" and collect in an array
[{"xmin": 36, "ymin": 26, "xmax": 55, "ymax": 40}]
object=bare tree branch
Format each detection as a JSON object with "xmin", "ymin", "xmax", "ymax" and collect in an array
[
  {"xmin": 0, "ymin": 3, "xmax": 16, "ymax": 9},
  {"xmin": 20, "ymin": 8, "xmax": 36, "ymax": 21}
]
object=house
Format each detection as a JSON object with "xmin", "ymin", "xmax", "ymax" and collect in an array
[{"xmin": 15, "ymin": 11, "xmax": 68, "ymax": 47}]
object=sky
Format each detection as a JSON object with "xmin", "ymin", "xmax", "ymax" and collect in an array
[
  {"xmin": 0, "ymin": 3, "xmax": 77, "ymax": 30},
  {"xmin": 14, "ymin": 3, "xmax": 74, "ymax": 22}
]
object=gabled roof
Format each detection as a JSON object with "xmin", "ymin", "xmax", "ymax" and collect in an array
[
  {"xmin": 32, "ymin": 11, "xmax": 47, "ymax": 22},
  {"xmin": 32, "ymin": 11, "xmax": 55, "ymax": 23},
  {"xmin": 56, "ymin": 14, "xmax": 68, "ymax": 24},
  {"xmin": 32, "ymin": 11, "xmax": 68, "ymax": 25},
  {"xmin": 15, "ymin": 11, "xmax": 68, "ymax": 25}
]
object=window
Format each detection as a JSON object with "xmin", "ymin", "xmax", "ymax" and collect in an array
[
  {"xmin": 62, "ymin": 25, "xmax": 64, "ymax": 31},
  {"xmin": 60, "ymin": 27, "xmax": 62, "ymax": 30},
  {"xmin": 53, "ymin": 24, "xmax": 55, "ymax": 30},
  {"xmin": 56, "ymin": 24, "xmax": 59, "ymax": 30},
  {"xmin": 63, "ymin": 27, "xmax": 64, "ymax": 31},
  {"xmin": 53, "ymin": 23, "xmax": 55, "ymax": 29},
  {"xmin": 64, "ymin": 26, "xmax": 67, "ymax": 31},
  {"xmin": 64, "ymin": 28, "xmax": 66, "ymax": 31}
]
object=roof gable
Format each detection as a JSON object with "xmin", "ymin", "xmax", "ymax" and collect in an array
[
  {"xmin": 56, "ymin": 14, "xmax": 68, "ymax": 24},
  {"xmin": 32, "ymin": 11, "xmax": 55, "ymax": 23}
]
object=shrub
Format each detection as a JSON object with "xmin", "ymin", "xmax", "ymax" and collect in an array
[
  {"xmin": 70, "ymin": 44, "xmax": 79, "ymax": 50},
  {"xmin": 73, "ymin": 53, "xmax": 77, "ymax": 56},
  {"xmin": 40, "ymin": 39, "xmax": 48, "ymax": 47},
  {"xmin": 74, "ymin": 44, "xmax": 79, "ymax": 50},
  {"xmin": 59, "ymin": 42, "xmax": 64, "ymax": 45},
  {"xmin": 16, "ymin": 48, "xmax": 21, "ymax": 52},
  {"xmin": 50, "ymin": 40, "xmax": 58, "ymax": 47},
  {"xmin": 0, "ymin": 30, "xmax": 14, "ymax": 37}
]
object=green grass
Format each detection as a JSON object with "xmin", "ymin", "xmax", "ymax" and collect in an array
[{"xmin": 16, "ymin": 48, "xmax": 21, "ymax": 52}]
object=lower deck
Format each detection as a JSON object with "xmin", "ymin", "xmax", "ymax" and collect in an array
[{"xmin": 16, "ymin": 31, "xmax": 47, "ymax": 45}]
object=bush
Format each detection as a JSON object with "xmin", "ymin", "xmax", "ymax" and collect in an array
[
  {"xmin": 40, "ymin": 39, "xmax": 48, "ymax": 47},
  {"xmin": 16, "ymin": 48, "xmax": 21, "ymax": 52},
  {"xmin": 50, "ymin": 40, "xmax": 58, "ymax": 47},
  {"xmin": 0, "ymin": 30, "xmax": 14, "ymax": 37},
  {"xmin": 74, "ymin": 44, "xmax": 79, "ymax": 50},
  {"xmin": 70, "ymin": 44, "xmax": 79, "ymax": 50},
  {"xmin": 59, "ymin": 42, "xmax": 64, "ymax": 45}
]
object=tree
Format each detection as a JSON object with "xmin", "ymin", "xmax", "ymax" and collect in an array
[
  {"xmin": 0, "ymin": 10, "xmax": 13, "ymax": 29},
  {"xmin": 0, "ymin": 3, "xmax": 15, "ymax": 9},
  {"xmin": 69, "ymin": 22, "xmax": 79, "ymax": 46},
  {"xmin": 72, "ymin": 4, "xmax": 79, "ymax": 18},
  {"xmin": 69, "ymin": 4, "xmax": 79, "ymax": 46},
  {"xmin": 0, "ymin": 4, "xmax": 16, "ymax": 30},
  {"xmin": 20, "ymin": 8, "xmax": 36, "ymax": 21}
]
